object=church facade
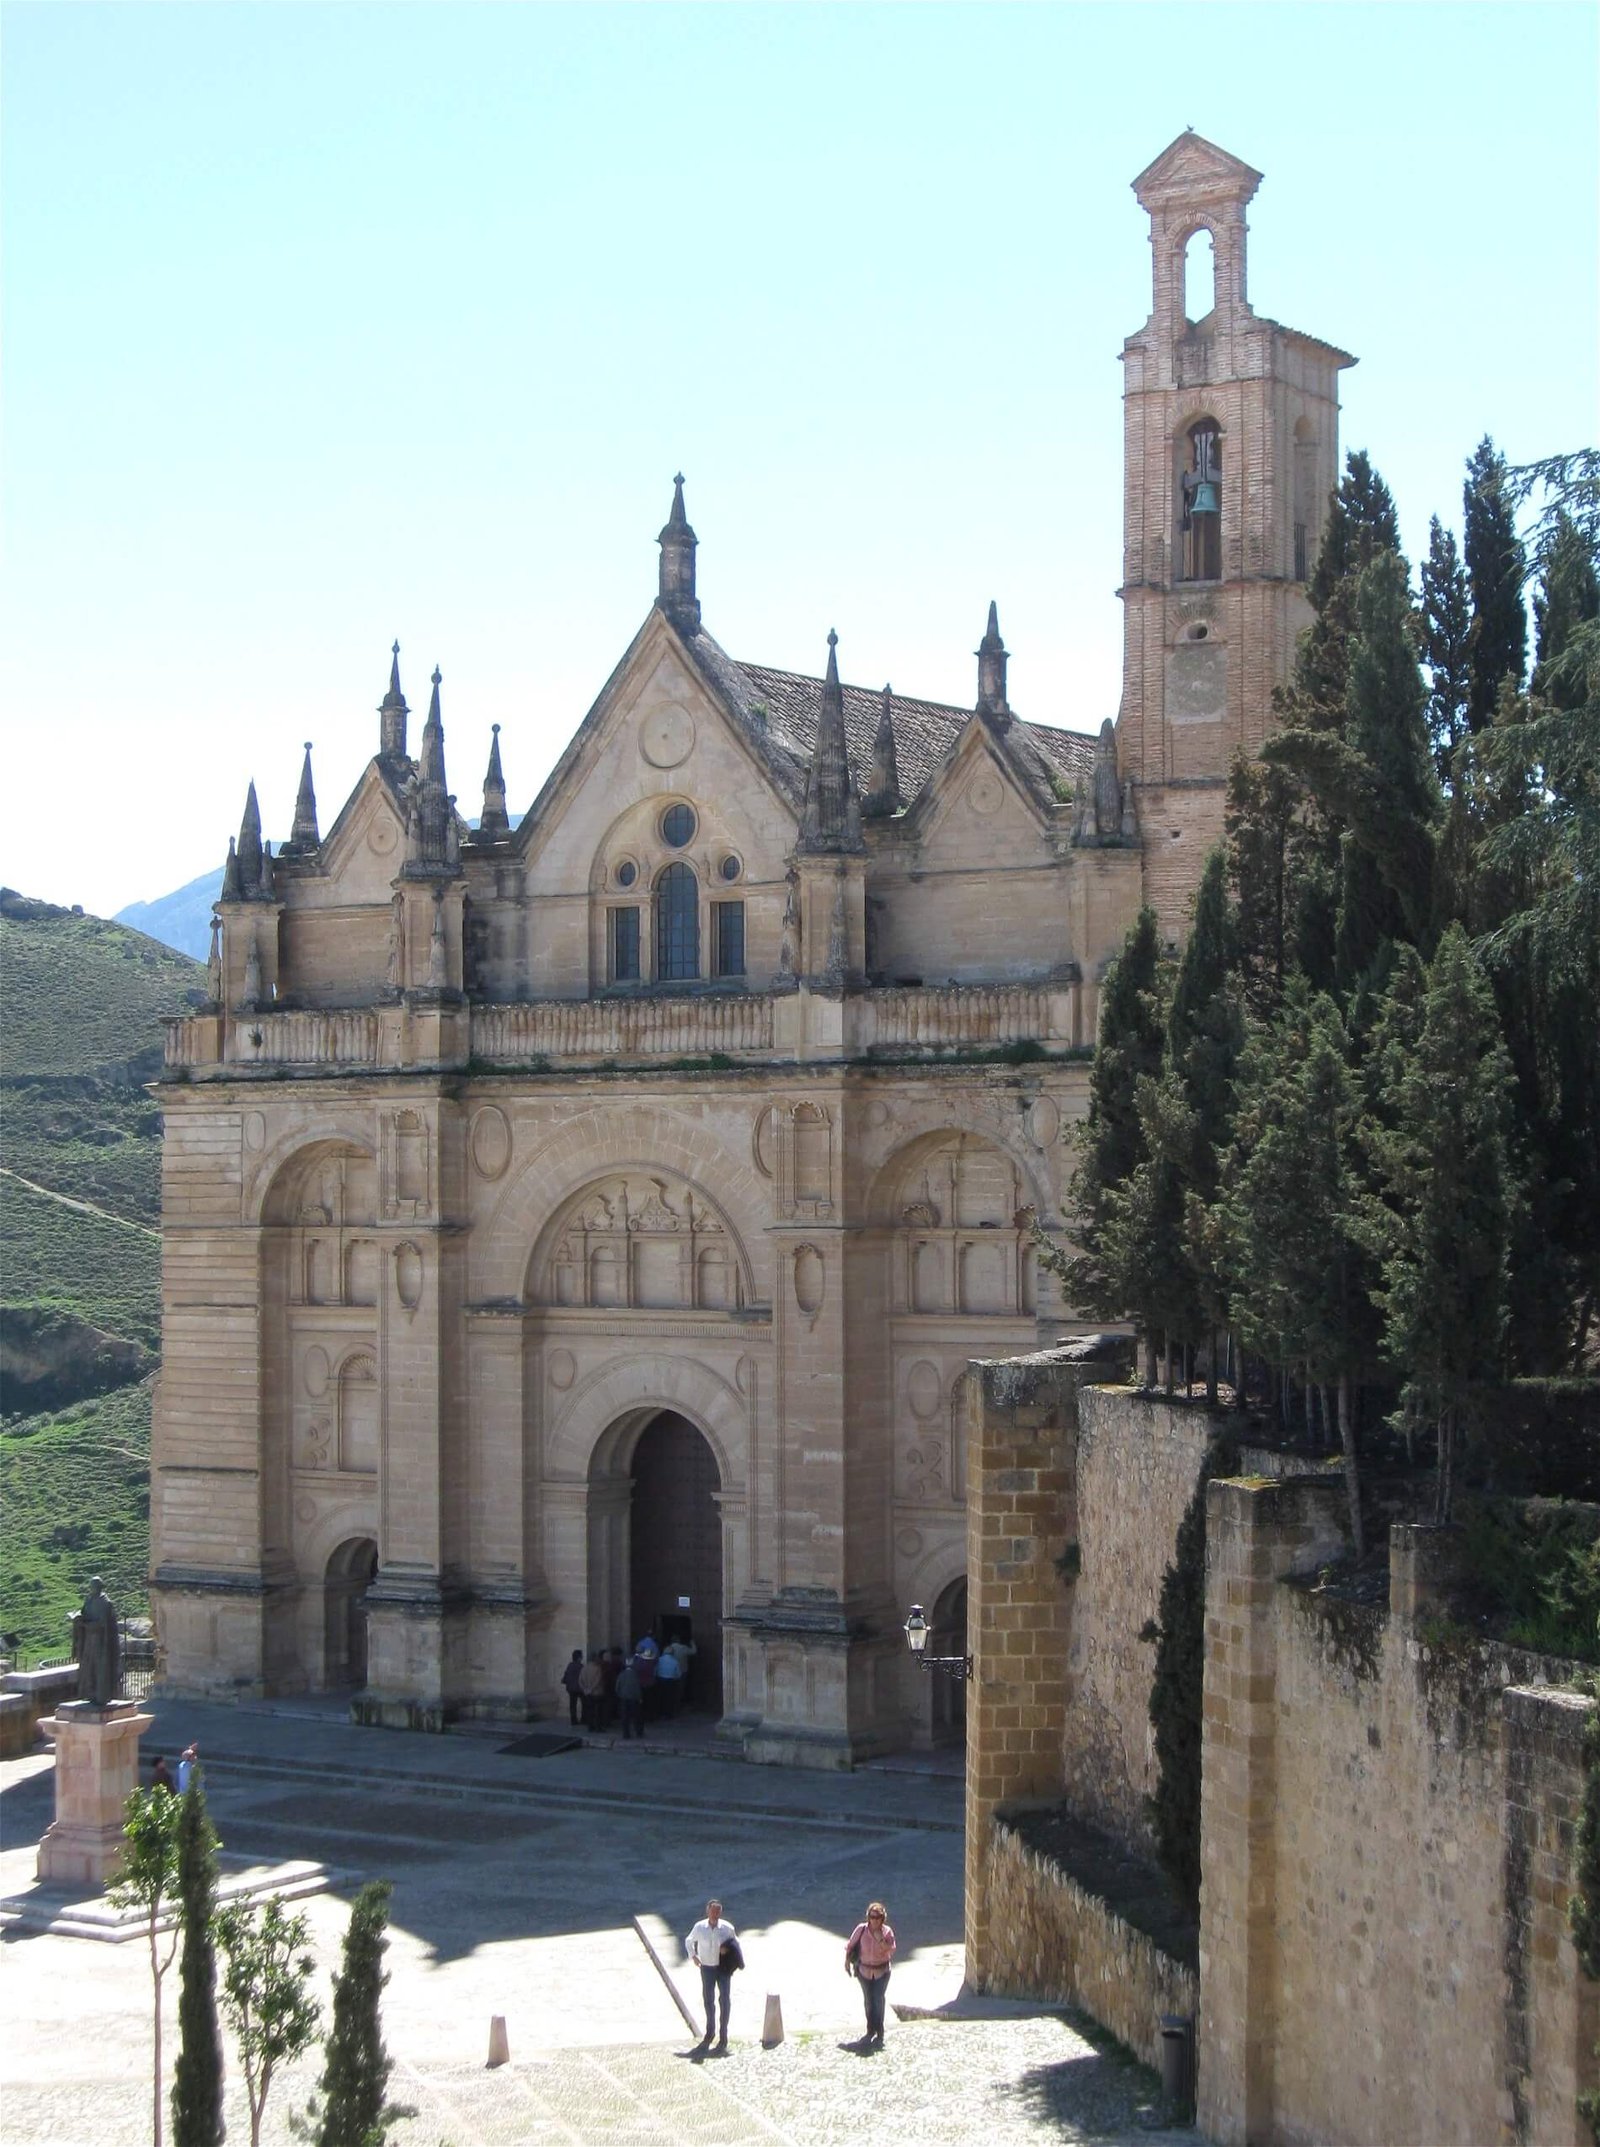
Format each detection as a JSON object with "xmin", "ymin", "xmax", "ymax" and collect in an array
[{"xmin": 151, "ymin": 134, "xmax": 1351, "ymax": 1764}]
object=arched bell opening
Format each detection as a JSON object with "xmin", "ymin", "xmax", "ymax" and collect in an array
[
  {"xmin": 587, "ymin": 1408, "xmax": 725, "ymax": 1717},
  {"xmin": 324, "ymin": 1535, "xmax": 378, "ymax": 1690}
]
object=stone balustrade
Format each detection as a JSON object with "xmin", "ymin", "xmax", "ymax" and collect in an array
[
  {"xmin": 472, "ymin": 992, "xmax": 775, "ymax": 1065},
  {"xmin": 163, "ymin": 979, "xmax": 1084, "ymax": 1074}
]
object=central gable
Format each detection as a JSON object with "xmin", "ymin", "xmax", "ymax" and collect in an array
[{"xmin": 514, "ymin": 610, "xmax": 802, "ymax": 887}]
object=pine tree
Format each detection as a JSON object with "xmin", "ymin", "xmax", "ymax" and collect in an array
[
  {"xmin": 1049, "ymin": 909, "xmax": 1166, "ymax": 1343},
  {"xmin": 171, "ymin": 1775, "xmax": 225, "ymax": 2147},
  {"xmin": 1532, "ymin": 508, "xmax": 1600, "ymax": 708},
  {"xmin": 1463, "ymin": 435, "xmax": 1529, "ymax": 731},
  {"xmin": 314, "ymin": 1881, "xmax": 407, "ymax": 2147},
  {"xmin": 1362, "ymin": 925, "xmax": 1518, "ymax": 1517},
  {"xmin": 1420, "ymin": 515, "xmax": 1473, "ymax": 777}
]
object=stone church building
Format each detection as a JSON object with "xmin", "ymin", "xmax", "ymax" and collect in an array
[{"xmin": 152, "ymin": 133, "xmax": 1351, "ymax": 1763}]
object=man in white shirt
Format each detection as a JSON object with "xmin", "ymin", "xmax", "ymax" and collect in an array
[{"xmin": 684, "ymin": 1898, "xmax": 736, "ymax": 2052}]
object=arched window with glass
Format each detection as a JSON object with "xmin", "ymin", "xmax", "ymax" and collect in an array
[{"xmin": 655, "ymin": 862, "xmax": 700, "ymax": 981}]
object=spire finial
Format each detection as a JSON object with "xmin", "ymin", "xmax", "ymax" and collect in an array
[
  {"xmin": 237, "ymin": 780, "xmax": 264, "ymax": 895},
  {"xmin": 478, "ymin": 720, "xmax": 509, "ymax": 839},
  {"xmin": 863, "ymin": 681, "xmax": 902, "ymax": 820},
  {"xmin": 977, "ymin": 599, "xmax": 1010, "ymax": 720},
  {"xmin": 800, "ymin": 628, "xmax": 863, "ymax": 852},
  {"xmin": 380, "ymin": 641, "xmax": 409, "ymax": 759},
  {"xmin": 657, "ymin": 473, "xmax": 700, "ymax": 632},
  {"xmin": 288, "ymin": 739, "xmax": 320, "ymax": 853}
]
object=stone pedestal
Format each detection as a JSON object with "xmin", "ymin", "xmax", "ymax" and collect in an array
[{"xmin": 37, "ymin": 1699, "xmax": 152, "ymax": 1887}]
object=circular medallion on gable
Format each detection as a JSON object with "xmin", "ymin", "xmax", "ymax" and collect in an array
[
  {"xmin": 303, "ymin": 1345, "xmax": 330, "ymax": 1398},
  {"xmin": 1027, "ymin": 1097, "xmax": 1061, "ymax": 1148},
  {"xmin": 548, "ymin": 1348, "xmax": 576, "ymax": 1391},
  {"xmin": 896, "ymin": 1528, "xmax": 924, "ymax": 1559},
  {"xmin": 865, "ymin": 1098, "xmax": 890, "ymax": 1130},
  {"xmin": 970, "ymin": 772, "xmax": 1004, "ymax": 817},
  {"xmin": 243, "ymin": 1110, "xmax": 266, "ymax": 1152},
  {"xmin": 640, "ymin": 705, "xmax": 695, "ymax": 769},
  {"xmin": 367, "ymin": 818, "xmax": 398, "ymax": 856},
  {"xmin": 907, "ymin": 1360, "xmax": 942, "ymax": 1421},
  {"xmin": 469, "ymin": 1105, "xmax": 511, "ymax": 1180},
  {"xmin": 296, "ymin": 1498, "xmax": 316, "ymax": 1524}
]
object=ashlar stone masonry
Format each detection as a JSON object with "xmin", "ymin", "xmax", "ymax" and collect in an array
[{"xmin": 152, "ymin": 133, "xmax": 1349, "ymax": 1764}]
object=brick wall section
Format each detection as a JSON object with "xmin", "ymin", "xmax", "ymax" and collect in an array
[
  {"xmin": 983, "ymin": 1819, "xmax": 1198, "ymax": 2070},
  {"xmin": 1199, "ymin": 1485, "xmax": 1599, "ymax": 2147},
  {"xmin": 964, "ymin": 1351, "xmax": 1080, "ymax": 1981}
]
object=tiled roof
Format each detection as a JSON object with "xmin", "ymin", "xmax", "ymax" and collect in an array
[{"xmin": 731, "ymin": 659, "xmax": 1097, "ymax": 806}]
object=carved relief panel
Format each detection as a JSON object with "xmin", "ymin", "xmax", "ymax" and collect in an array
[
  {"xmin": 893, "ymin": 1134, "xmax": 1031, "ymax": 1316},
  {"xmin": 534, "ymin": 1174, "xmax": 747, "ymax": 1313},
  {"xmin": 288, "ymin": 1150, "xmax": 378, "ymax": 1310},
  {"xmin": 777, "ymin": 1101, "xmax": 834, "ymax": 1220}
]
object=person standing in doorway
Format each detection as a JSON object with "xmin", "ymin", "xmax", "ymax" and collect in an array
[
  {"xmin": 560, "ymin": 1649, "xmax": 585, "ymax": 1727},
  {"xmin": 685, "ymin": 1899, "xmax": 737, "ymax": 2052},
  {"xmin": 844, "ymin": 1901, "xmax": 896, "ymax": 2047},
  {"xmin": 616, "ymin": 1655, "xmax": 643, "ymax": 1740},
  {"xmin": 655, "ymin": 1641, "xmax": 683, "ymax": 1718}
]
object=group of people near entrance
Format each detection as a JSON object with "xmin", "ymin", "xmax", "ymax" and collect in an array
[
  {"xmin": 561, "ymin": 1635, "xmax": 696, "ymax": 1736},
  {"xmin": 684, "ymin": 1897, "xmax": 897, "ymax": 2053}
]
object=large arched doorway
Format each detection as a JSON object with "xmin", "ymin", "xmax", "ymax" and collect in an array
[
  {"xmin": 589, "ymin": 1409, "xmax": 724, "ymax": 1716},
  {"xmin": 325, "ymin": 1536, "xmax": 377, "ymax": 1690},
  {"xmin": 929, "ymin": 1575, "xmax": 968, "ymax": 1749}
]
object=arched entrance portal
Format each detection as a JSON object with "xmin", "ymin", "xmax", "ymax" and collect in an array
[
  {"xmin": 589, "ymin": 1410, "xmax": 723, "ymax": 1716},
  {"xmin": 324, "ymin": 1537, "xmax": 377, "ymax": 1689},
  {"xmin": 929, "ymin": 1575, "xmax": 968, "ymax": 1749}
]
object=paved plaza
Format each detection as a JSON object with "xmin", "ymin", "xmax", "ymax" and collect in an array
[{"xmin": 1, "ymin": 1699, "xmax": 1197, "ymax": 2144}]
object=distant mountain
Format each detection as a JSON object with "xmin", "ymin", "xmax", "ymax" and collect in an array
[
  {"xmin": 115, "ymin": 865, "xmax": 223, "ymax": 961},
  {"xmin": 0, "ymin": 888, "xmax": 205, "ymax": 1656},
  {"xmin": 116, "ymin": 813, "xmax": 524, "ymax": 960}
]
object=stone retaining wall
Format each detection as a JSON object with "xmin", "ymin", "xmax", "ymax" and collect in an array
[{"xmin": 984, "ymin": 1818, "xmax": 1197, "ymax": 2071}]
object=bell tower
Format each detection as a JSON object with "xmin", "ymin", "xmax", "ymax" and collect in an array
[{"xmin": 1116, "ymin": 133, "xmax": 1355, "ymax": 935}]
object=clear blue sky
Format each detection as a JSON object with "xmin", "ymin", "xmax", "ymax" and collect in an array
[{"xmin": 3, "ymin": 1, "xmax": 1595, "ymax": 918}]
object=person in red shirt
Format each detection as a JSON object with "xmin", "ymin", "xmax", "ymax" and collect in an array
[{"xmin": 844, "ymin": 1900, "xmax": 896, "ymax": 2046}]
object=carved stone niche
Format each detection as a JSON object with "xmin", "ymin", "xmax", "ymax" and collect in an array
[
  {"xmin": 534, "ymin": 1173, "xmax": 747, "ymax": 1314},
  {"xmin": 778, "ymin": 1102, "xmax": 833, "ymax": 1220}
]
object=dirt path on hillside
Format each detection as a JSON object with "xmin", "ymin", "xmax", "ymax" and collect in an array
[{"xmin": 0, "ymin": 1165, "xmax": 160, "ymax": 1239}]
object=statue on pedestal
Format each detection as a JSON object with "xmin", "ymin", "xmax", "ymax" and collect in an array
[{"xmin": 70, "ymin": 1577, "xmax": 122, "ymax": 1708}]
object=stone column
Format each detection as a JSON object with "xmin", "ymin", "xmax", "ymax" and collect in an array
[
  {"xmin": 37, "ymin": 1700, "xmax": 152, "ymax": 1888},
  {"xmin": 964, "ymin": 1354, "xmax": 1077, "ymax": 1987}
]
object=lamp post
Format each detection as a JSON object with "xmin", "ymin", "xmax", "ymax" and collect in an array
[{"xmin": 902, "ymin": 1603, "xmax": 972, "ymax": 1681}]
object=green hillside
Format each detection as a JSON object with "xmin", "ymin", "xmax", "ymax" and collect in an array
[{"xmin": 1, "ymin": 889, "xmax": 204, "ymax": 1657}]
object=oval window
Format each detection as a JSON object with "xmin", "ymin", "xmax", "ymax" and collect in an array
[
  {"xmin": 615, "ymin": 859, "xmax": 638, "ymax": 888},
  {"xmin": 720, "ymin": 854, "xmax": 742, "ymax": 883},
  {"xmin": 661, "ymin": 803, "xmax": 696, "ymax": 848}
]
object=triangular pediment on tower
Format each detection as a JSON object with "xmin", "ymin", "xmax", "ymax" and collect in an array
[
  {"xmin": 1132, "ymin": 131, "xmax": 1263, "ymax": 211},
  {"xmin": 306, "ymin": 759, "xmax": 412, "ymax": 903}
]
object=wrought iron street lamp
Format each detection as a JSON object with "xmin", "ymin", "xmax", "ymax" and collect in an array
[{"xmin": 902, "ymin": 1602, "xmax": 972, "ymax": 1681}]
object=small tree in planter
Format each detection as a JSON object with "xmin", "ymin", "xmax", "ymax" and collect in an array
[
  {"xmin": 110, "ymin": 1786, "xmax": 185, "ymax": 2147},
  {"xmin": 218, "ymin": 1896, "xmax": 322, "ymax": 2147}
]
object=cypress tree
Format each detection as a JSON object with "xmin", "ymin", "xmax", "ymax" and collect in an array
[
  {"xmin": 1336, "ymin": 549, "xmax": 1441, "ymax": 986},
  {"xmin": 171, "ymin": 1775, "xmax": 225, "ymax": 2147},
  {"xmin": 1463, "ymin": 435, "xmax": 1529, "ymax": 731},
  {"xmin": 1224, "ymin": 751, "xmax": 1299, "ymax": 1016},
  {"xmin": 1363, "ymin": 925, "xmax": 1518, "ymax": 1517},
  {"xmin": 1420, "ymin": 515, "xmax": 1473, "ymax": 778},
  {"xmin": 1217, "ymin": 981, "xmax": 1375, "ymax": 1551},
  {"xmin": 1167, "ymin": 850, "xmax": 1244, "ymax": 1396},
  {"xmin": 1051, "ymin": 909, "xmax": 1166, "ymax": 1338},
  {"xmin": 1291, "ymin": 449, "xmax": 1406, "ymax": 727},
  {"xmin": 315, "ymin": 1881, "xmax": 405, "ymax": 2147}
]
